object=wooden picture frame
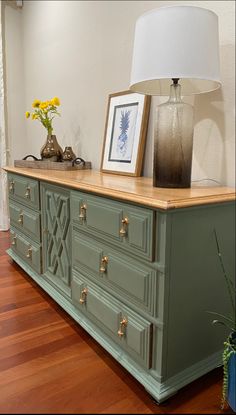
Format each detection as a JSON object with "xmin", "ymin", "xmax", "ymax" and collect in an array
[{"xmin": 100, "ymin": 90, "xmax": 151, "ymax": 176}]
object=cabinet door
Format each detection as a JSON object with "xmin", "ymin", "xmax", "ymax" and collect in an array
[{"xmin": 41, "ymin": 183, "xmax": 71, "ymax": 297}]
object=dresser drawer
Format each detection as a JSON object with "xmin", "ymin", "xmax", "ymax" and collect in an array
[
  {"xmin": 72, "ymin": 271, "xmax": 152, "ymax": 369},
  {"xmin": 8, "ymin": 174, "xmax": 40, "ymax": 210},
  {"xmin": 9, "ymin": 201, "xmax": 41, "ymax": 242},
  {"xmin": 71, "ymin": 191, "xmax": 154, "ymax": 261},
  {"xmin": 10, "ymin": 228, "xmax": 41, "ymax": 274},
  {"xmin": 72, "ymin": 231, "xmax": 156, "ymax": 315}
]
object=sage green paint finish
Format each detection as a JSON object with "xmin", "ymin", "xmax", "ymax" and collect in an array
[
  {"xmin": 71, "ymin": 191, "xmax": 122, "ymax": 238},
  {"xmin": 10, "ymin": 227, "xmax": 41, "ymax": 273},
  {"xmin": 8, "ymin": 173, "xmax": 40, "ymax": 210},
  {"xmin": 72, "ymin": 230, "xmax": 156, "ymax": 315},
  {"xmin": 6, "ymin": 172, "xmax": 236, "ymax": 403},
  {"xmin": 7, "ymin": 247, "xmax": 223, "ymax": 404},
  {"xmin": 9, "ymin": 200, "xmax": 41, "ymax": 242},
  {"xmin": 41, "ymin": 182, "xmax": 71, "ymax": 297},
  {"xmin": 163, "ymin": 203, "xmax": 235, "ymax": 379},
  {"xmin": 71, "ymin": 191, "xmax": 154, "ymax": 261},
  {"xmin": 72, "ymin": 270, "xmax": 152, "ymax": 369}
]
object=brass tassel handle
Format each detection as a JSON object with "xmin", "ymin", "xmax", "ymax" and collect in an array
[
  {"xmin": 11, "ymin": 235, "xmax": 17, "ymax": 246},
  {"xmin": 25, "ymin": 186, "xmax": 31, "ymax": 199},
  {"xmin": 79, "ymin": 204, "xmax": 87, "ymax": 221},
  {"xmin": 119, "ymin": 217, "xmax": 129, "ymax": 237},
  {"xmin": 118, "ymin": 317, "xmax": 128, "ymax": 337},
  {"xmin": 99, "ymin": 256, "xmax": 108, "ymax": 273},
  {"xmin": 26, "ymin": 246, "xmax": 32, "ymax": 259},
  {"xmin": 9, "ymin": 180, "xmax": 15, "ymax": 193},
  {"xmin": 79, "ymin": 288, "xmax": 88, "ymax": 304},
  {"xmin": 18, "ymin": 213, "xmax": 23, "ymax": 225}
]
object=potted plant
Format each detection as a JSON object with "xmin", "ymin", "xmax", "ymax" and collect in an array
[{"xmin": 208, "ymin": 229, "xmax": 236, "ymax": 411}]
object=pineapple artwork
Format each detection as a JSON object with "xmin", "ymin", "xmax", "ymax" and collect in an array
[
  {"xmin": 108, "ymin": 103, "xmax": 139, "ymax": 163},
  {"xmin": 102, "ymin": 91, "xmax": 149, "ymax": 175},
  {"xmin": 117, "ymin": 110, "xmax": 131, "ymax": 157}
]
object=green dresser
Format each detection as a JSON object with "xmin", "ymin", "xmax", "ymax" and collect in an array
[{"xmin": 5, "ymin": 167, "xmax": 236, "ymax": 403}]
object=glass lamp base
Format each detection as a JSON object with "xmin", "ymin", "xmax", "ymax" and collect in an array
[{"xmin": 153, "ymin": 82, "xmax": 194, "ymax": 189}]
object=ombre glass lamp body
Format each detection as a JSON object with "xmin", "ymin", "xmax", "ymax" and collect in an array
[
  {"xmin": 130, "ymin": 5, "xmax": 221, "ymax": 188},
  {"xmin": 154, "ymin": 81, "xmax": 194, "ymax": 188}
]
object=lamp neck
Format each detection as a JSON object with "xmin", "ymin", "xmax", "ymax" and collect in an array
[{"xmin": 168, "ymin": 81, "xmax": 182, "ymax": 103}]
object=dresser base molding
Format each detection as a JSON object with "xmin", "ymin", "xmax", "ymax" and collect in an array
[
  {"xmin": 7, "ymin": 249, "xmax": 223, "ymax": 403},
  {"xmin": 151, "ymin": 351, "xmax": 222, "ymax": 403}
]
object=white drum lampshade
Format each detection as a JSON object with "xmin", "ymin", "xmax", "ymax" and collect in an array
[{"xmin": 130, "ymin": 6, "xmax": 221, "ymax": 188}]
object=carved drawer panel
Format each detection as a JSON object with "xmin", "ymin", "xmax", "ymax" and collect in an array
[
  {"xmin": 10, "ymin": 227, "xmax": 41, "ymax": 274},
  {"xmin": 72, "ymin": 270, "xmax": 152, "ymax": 369},
  {"xmin": 71, "ymin": 191, "xmax": 154, "ymax": 261},
  {"xmin": 72, "ymin": 231, "xmax": 156, "ymax": 315},
  {"xmin": 9, "ymin": 200, "xmax": 41, "ymax": 242},
  {"xmin": 8, "ymin": 174, "xmax": 40, "ymax": 210}
]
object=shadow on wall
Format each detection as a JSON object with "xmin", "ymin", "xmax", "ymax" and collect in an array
[
  {"xmin": 194, "ymin": 88, "xmax": 225, "ymax": 140},
  {"xmin": 192, "ymin": 44, "xmax": 235, "ymax": 186},
  {"xmin": 193, "ymin": 87, "xmax": 226, "ymax": 185}
]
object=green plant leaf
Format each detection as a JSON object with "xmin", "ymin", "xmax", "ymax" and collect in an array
[
  {"xmin": 206, "ymin": 311, "xmax": 235, "ymax": 324},
  {"xmin": 212, "ymin": 319, "xmax": 234, "ymax": 330}
]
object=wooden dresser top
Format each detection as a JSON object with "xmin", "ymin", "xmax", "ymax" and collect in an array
[{"xmin": 4, "ymin": 167, "xmax": 235, "ymax": 210}]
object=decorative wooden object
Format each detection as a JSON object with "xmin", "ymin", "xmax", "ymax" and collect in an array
[
  {"xmin": 14, "ymin": 160, "xmax": 92, "ymax": 171},
  {"xmin": 5, "ymin": 167, "xmax": 235, "ymax": 210}
]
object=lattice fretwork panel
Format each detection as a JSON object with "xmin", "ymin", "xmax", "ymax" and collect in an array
[{"xmin": 45, "ymin": 190, "xmax": 71, "ymax": 285}]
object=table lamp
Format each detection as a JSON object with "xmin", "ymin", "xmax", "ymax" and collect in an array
[{"xmin": 130, "ymin": 6, "xmax": 221, "ymax": 188}]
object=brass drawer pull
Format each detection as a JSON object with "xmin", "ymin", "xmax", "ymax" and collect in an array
[
  {"xmin": 99, "ymin": 256, "xmax": 108, "ymax": 273},
  {"xmin": 79, "ymin": 288, "xmax": 88, "ymax": 304},
  {"xmin": 11, "ymin": 235, "xmax": 17, "ymax": 246},
  {"xmin": 79, "ymin": 204, "xmax": 87, "ymax": 221},
  {"xmin": 25, "ymin": 186, "xmax": 31, "ymax": 199},
  {"xmin": 119, "ymin": 217, "xmax": 129, "ymax": 237},
  {"xmin": 118, "ymin": 317, "xmax": 128, "ymax": 337},
  {"xmin": 9, "ymin": 180, "xmax": 15, "ymax": 193},
  {"xmin": 18, "ymin": 213, "xmax": 23, "ymax": 225},
  {"xmin": 26, "ymin": 246, "xmax": 32, "ymax": 259}
]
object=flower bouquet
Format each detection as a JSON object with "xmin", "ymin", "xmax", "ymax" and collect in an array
[{"xmin": 25, "ymin": 97, "xmax": 63, "ymax": 161}]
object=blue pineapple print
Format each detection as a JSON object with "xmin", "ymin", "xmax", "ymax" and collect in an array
[{"xmin": 117, "ymin": 110, "xmax": 131, "ymax": 157}]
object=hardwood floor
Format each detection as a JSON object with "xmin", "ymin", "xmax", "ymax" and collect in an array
[{"xmin": 0, "ymin": 231, "xmax": 233, "ymax": 414}]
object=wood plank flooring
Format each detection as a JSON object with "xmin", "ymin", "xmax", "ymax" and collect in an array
[{"xmin": 0, "ymin": 231, "xmax": 233, "ymax": 414}]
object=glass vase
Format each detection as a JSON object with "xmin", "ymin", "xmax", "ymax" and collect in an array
[
  {"xmin": 62, "ymin": 146, "xmax": 76, "ymax": 162},
  {"xmin": 153, "ymin": 82, "xmax": 194, "ymax": 188},
  {"xmin": 40, "ymin": 134, "xmax": 63, "ymax": 162}
]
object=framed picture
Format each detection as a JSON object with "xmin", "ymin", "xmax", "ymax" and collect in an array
[{"xmin": 100, "ymin": 90, "xmax": 151, "ymax": 176}]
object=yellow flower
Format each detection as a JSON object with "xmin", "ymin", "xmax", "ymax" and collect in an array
[
  {"xmin": 51, "ymin": 97, "xmax": 60, "ymax": 106},
  {"xmin": 39, "ymin": 101, "xmax": 48, "ymax": 110},
  {"xmin": 32, "ymin": 99, "xmax": 41, "ymax": 108},
  {"xmin": 25, "ymin": 96, "xmax": 61, "ymax": 133}
]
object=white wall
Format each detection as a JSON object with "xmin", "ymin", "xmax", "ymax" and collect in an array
[
  {"xmin": 4, "ymin": 2, "xmax": 25, "ymax": 164},
  {"xmin": 4, "ymin": 0, "xmax": 235, "ymax": 186}
]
